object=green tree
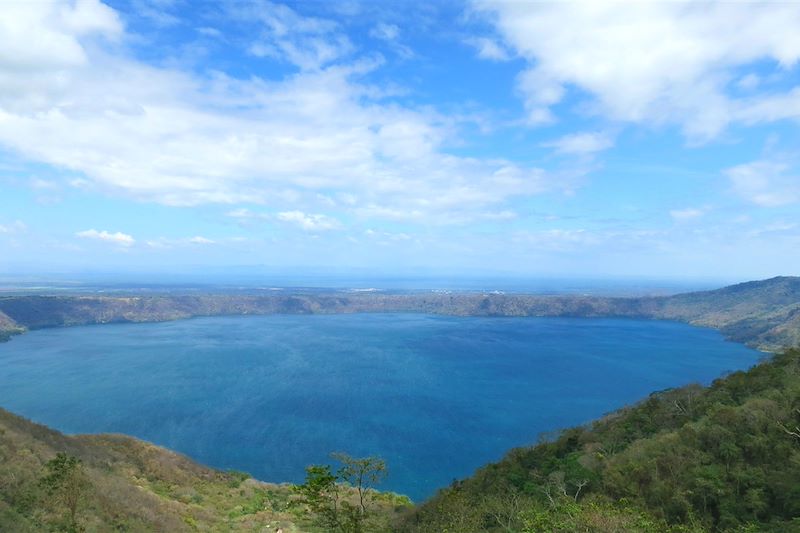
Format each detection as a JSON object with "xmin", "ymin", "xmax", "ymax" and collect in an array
[
  {"xmin": 332, "ymin": 453, "xmax": 387, "ymax": 518},
  {"xmin": 294, "ymin": 464, "xmax": 342, "ymax": 531},
  {"xmin": 294, "ymin": 453, "xmax": 387, "ymax": 533},
  {"xmin": 39, "ymin": 453, "xmax": 89, "ymax": 532}
]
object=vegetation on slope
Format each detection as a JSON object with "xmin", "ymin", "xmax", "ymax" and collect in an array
[
  {"xmin": 655, "ymin": 277, "xmax": 800, "ymax": 350},
  {"xmin": 400, "ymin": 349, "xmax": 800, "ymax": 532},
  {"xmin": 0, "ymin": 309, "xmax": 23, "ymax": 341},
  {"xmin": 1, "ymin": 276, "xmax": 799, "ymax": 349},
  {"xmin": 0, "ymin": 408, "xmax": 410, "ymax": 532},
  {"xmin": 0, "ymin": 407, "xmax": 303, "ymax": 531}
]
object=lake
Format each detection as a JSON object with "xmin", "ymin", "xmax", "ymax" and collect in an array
[{"xmin": 0, "ymin": 314, "xmax": 762, "ymax": 501}]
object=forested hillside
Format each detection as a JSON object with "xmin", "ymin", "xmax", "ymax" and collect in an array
[{"xmin": 400, "ymin": 349, "xmax": 800, "ymax": 532}]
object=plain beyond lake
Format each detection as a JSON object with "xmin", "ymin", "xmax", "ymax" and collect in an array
[{"xmin": 0, "ymin": 314, "xmax": 761, "ymax": 501}]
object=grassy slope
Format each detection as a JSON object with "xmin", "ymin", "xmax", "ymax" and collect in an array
[
  {"xmin": 0, "ymin": 408, "xmax": 310, "ymax": 532},
  {"xmin": 401, "ymin": 349, "xmax": 800, "ymax": 532},
  {"xmin": 0, "ymin": 408, "xmax": 412, "ymax": 532}
]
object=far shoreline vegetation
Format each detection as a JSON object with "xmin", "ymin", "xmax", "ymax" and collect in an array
[
  {"xmin": 1, "ymin": 276, "xmax": 799, "ymax": 351},
  {"xmin": 1, "ymin": 276, "xmax": 799, "ymax": 531}
]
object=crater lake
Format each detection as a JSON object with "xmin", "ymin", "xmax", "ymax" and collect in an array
[{"xmin": 0, "ymin": 314, "xmax": 762, "ymax": 501}]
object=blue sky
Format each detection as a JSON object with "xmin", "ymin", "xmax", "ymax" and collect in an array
[{"xmin": 1, "ymin": 0, "xmax": 799, "ymax": 281}]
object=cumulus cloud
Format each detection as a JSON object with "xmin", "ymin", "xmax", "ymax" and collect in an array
[
  {"xmin": 277, "ymin": 211, "xmax": 341, "ymax": 231},
  {"xmin": 472, "ymin": 1, "xmax": 800, "ymax": 139},
  {"xmin": 542, "ymin": 131, "xmax": 614, "ymax": 155},
  {"xmin": 0, "ymin": 0, "xmax": 120, "ymax": 74},
  {"xmin": 76, "ymin": 229, "xmax": 135, "ymax": 246},
  {"xmin": 0, "ymin": 1, "xmax": 570, "ymax": 227},
  {"xmin": 725, "ymin": 160, "xmax": 800, "ymax": 207}
]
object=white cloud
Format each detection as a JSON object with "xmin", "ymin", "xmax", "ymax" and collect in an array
[
  {"xmin": 512, "ymin": 227, "xmax": 667, "ymax": 254},
  {"xmin": 0, "ymin": 220, "xmax": 26, "ymax": 234},
  {"xmin": 542, "ymin": 131, "xmax": 614, "ymax": 155},
  {"xmin": 370, "ymin": 22, "xmax": 399, "ymax": 41},
  {"xmin": 513, "ymin": 228, "xmax": 600, "ymax": 252},
  {"xmin": 226, "ymin": 208, "xmax": 271, "ymax": 221},
  {"xmin": 0, "ymin": 0, "xmax": 121, "ymax": 92},
  {"xmin": 237, "ymin": 0, "xmax": 354, "ymax": 70},
  {"xmin": 145, "ymin": 235, "xmax": 217, "ymax": 248},
  {"xmin": 30, "ymin": 178, "xmax": 59, "ymax": 190},
  {"xmin": 131, "ymin": 0, "xmax": 180, "ymax": 27},
  {"xmin": 465, "ymin": 37, "xmax": 509, "ymax": 61},
  {"xmin": 473, "ymin": 1, "xmax": 800, "ymax": 139},
  {"xmin": 277, "ymin": 211, "xmax": 341, "ymax": 231},
  {"xmin": 0, "ymin": 1, "xmax": 575, "ymax": 228},
  {"xmin": 368, "ymin": 22, "xmax": 412, "ymax": 58},
  {"xmin": 725, "ymin": 160, "xmax": 800, "ymax": 207},
  {"xmin": 76, "ymin": 229, "xmax": 135, "ymax": 246},
  {"xmin": 736, "ymin": 73, "xmax": 761, "ymax": 91},
  {"xmin": 479, "ymin": 210, "xmax": 517, "ymax": 221},
  {"xmin": 745, "ymin": 221, "xmax": 798, "ymax": 238},
  {"xmin": 362, "ymin": 228, "xmax": 416, "ymax": 246},
  {"xmin": 145, "ymin": 239, "xmax": 169, "ymax": 249},
  {"xmin": 670, "ymin": 207, "xmax": 708, "ymax": 222},
  {"xmin": 196, "ymin": 26, "xmax": 222, "ymax": 38}
]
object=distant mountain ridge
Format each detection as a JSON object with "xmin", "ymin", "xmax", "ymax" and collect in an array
[{"xmin": 0, "ymin": 276, "xmax": 798, "ymax": 350}]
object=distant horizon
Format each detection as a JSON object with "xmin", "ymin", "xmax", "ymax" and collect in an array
[{"xmin": 0, "ymin": 268, "xmax": 785, "ymax": 298}]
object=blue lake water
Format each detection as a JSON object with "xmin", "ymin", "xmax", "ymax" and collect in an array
[{"xmin": 0, "ymin": 314, "xmax": 762, "ymax": 501}]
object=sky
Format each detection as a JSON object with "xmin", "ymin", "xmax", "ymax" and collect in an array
[{"xmin": 1, "ymin": 0, "xmax": 799, "ymax": 281}]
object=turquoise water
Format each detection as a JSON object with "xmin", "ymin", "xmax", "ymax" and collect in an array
[{"xmin": 0, "ymin": 314, "xmax": 761, "ymax": 501}]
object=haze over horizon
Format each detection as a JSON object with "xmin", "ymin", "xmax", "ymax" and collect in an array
[{"xmin": 2, "ymin": 1, "xmax": 800, "ymax": 279}]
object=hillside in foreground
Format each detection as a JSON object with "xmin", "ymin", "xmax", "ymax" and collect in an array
[
  {"xmin": 0, "ymin": 407, "xmax": 305, "ymax": 531},
  {"xmin": 0, "ymin": 408, "xmax": 409, "ymax": 532}
]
